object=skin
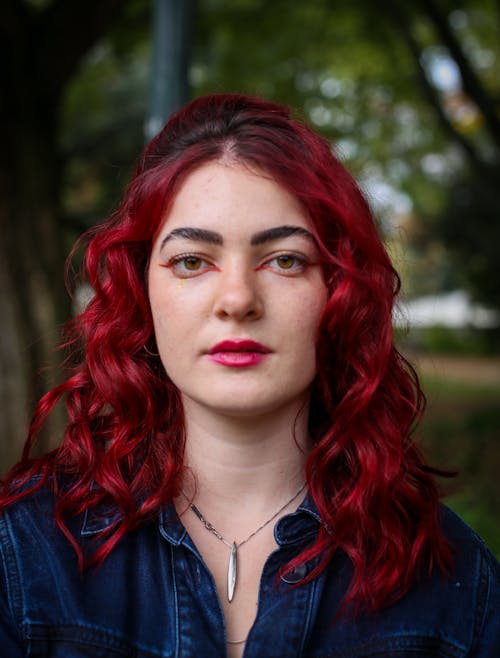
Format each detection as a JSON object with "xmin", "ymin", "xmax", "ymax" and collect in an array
[
  {"xmin": 148, "ymin": 161, "xmax": 328, "ymax": 423},
  {"xmin": 148, "ymin": 161, "xmax": 328, "ymax": 655}
]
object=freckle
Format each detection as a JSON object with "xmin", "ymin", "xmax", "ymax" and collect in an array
[{"xmin": 178, "ymin": 280, "xmax": 185, "ymax": 289}]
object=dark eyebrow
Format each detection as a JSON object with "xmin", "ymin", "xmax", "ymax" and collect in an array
[
  {"xmin": 250, "ymin": 225, "xmax": 317, "ymax": 246},
  {"xmin": 160, "ymin": 227, "xmax": 223, "ymax": 251},
  {"xmin": 159, "ymin": 224, "xmax": 316, "ymax": 252}
]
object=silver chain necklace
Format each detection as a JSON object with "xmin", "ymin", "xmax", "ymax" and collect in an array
[{"xmin": 189, "ymin": 482, "xmax": 307, "ymax": 603}]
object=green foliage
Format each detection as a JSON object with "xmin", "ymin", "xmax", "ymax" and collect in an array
[
  {"xmin": 60, "ymin": 0, "xmax": 150, "ymax": 228},
  {"xmin": 418, "ymin": 367, "xmax": 500, "ymax": 557},
  {"xmin": 412, "ymin": 326, "xmax": 500, "ymax": 355}
]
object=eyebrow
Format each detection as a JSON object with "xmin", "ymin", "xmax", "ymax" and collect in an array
[
  {"xmin": 160, "ymin": 228, "xmax": 223, "ymax": 251},
  {"xmin": 159, "ymin": 225, "xmax": 316, "ymax": 251},
  {"xmin": 250, "ymin": 225, "xmax": 316, "ymax": 246}
]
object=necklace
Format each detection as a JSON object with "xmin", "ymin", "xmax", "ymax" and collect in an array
[{"xmin": 189, "ymin": 482, "xmax": 306, "ymax": 603}]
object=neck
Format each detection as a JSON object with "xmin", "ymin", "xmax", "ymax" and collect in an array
[{"xmin": 180, "ymin": 396, "xmax": 311, "ymax": 512}]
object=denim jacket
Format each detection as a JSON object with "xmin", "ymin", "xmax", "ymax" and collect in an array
[{"xmin": 0, "ymin": 483, "xmax": 499, "ymax": 657}]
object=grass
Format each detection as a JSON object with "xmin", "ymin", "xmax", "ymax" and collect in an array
[{"xmin": 414, "ymin": 354, "xmax": 500, "ymax": 557}]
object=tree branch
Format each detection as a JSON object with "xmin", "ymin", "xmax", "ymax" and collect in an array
[
  {"xmin": 417, "ymin": 0, "xmax": 500, "ymax": 151},
  {"xmin": 382, "ymin": 0, "xmax": 489, "ymax": 174}
]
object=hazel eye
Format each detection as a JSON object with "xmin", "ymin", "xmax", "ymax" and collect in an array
[
  {"xmin": 276, "ymin": 255, "xmax": 296, "ymax": 269},
  {"xmin": 166, "ymin": 254, "xmax": 214, "ymax": 277},
  {"xmin": 263, "ymin": 253, "xmax": 307, "ymax": 273},
  {"xmin": 183, "ymin": 256, "xmax": 203, "ymax": 271}
]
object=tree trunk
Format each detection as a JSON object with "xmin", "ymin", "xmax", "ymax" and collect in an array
[
  {"xmin": 0, "ymin": 104, "xmax": 69, "ymax": 473},
  {"xmin": 0, "ymin": 0, "xmax": 133, "ymax": 473}
]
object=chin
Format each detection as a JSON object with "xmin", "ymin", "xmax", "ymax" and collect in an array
[
  {"xmin": 201, "ymin": 398, "xmax": 279, "ymax": 418},
  {"xmin": 187, "ymin": 387, "xmax": 311, "ymax": 420}
]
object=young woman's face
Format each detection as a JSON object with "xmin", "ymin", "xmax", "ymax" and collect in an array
[{"xmin": 148, "ymin": 162, "xmax": 328, "ymax": 420}]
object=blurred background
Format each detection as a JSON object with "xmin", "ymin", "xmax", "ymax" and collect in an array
[{"xmin": 1, "ymin": 0, "xmax": 499, "ymax": 554}]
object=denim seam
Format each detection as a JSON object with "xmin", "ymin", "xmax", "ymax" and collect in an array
[
  {"xmin": 170, "ymin": 544, "xmax": 180, "ymax": 658},
  {"xmin": 299, "ymin": 575, "xmax": 322, "ymax": 655},
  {"xmin": 469, "ymin": 543, "xmax": 492, "ymax": 654},
  {"xmin": 24, "ymin": 621, "xmax": 171, "ymax": 657},
  {"xmin": 0, "ymin": 513, "xmax": 25, "ymax": 639},
  {"xmin": 309, "ymin": 632, "xmax": 466, "ymax": 657},
  {"xmin": 16, "ymin": 507, "xmax": 72, "ymax": 616}
]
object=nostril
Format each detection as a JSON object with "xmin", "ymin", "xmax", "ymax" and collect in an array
[{"xmin": 213, "ymin": 279, "xmax": 263, "ymax": 320}]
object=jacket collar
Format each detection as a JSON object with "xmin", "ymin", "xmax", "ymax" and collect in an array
[
  {"xmin": 158, "ymin": 491, "xmax": 322, "ymax": 547},
  {"xmin": 81, "ymin": 491, "xmax": 323, "ymax": 545}
]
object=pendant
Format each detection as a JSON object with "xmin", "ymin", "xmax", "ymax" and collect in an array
[{"xmin": 227, "ymin": 542, "xmax": 237, "ymax": 602}]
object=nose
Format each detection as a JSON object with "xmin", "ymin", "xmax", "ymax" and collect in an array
[{"xmin": 212, "ymin": 264, "xmax": 264, "ymax": 321}]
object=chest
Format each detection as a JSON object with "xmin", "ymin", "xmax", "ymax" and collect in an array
[
  {"xmin": 4, "ymin": 512, "xmax": 480, "ymax": 658},
  {"xmin": 179, "ymin": 511, "xmax": 280, "ymax": 658}
]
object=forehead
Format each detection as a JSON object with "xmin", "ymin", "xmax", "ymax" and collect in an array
[{"xmin": 158, "ymin": 161, "xmax": 310, "ymax": 237}]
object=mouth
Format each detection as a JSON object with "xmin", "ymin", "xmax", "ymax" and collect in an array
[
  {"xmin": 208, "ymin": 340, "xmax": 271, "ymax": 354},
  {"xmin": 207, "ymin": 339, "xmax": 271, "ymax": 367}
]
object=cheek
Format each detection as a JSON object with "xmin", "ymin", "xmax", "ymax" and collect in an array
[
  {"xmin": 283, "ymin": 289, "xmax": 327, "ymax": 357},
  {"xmin": 149, "ymin": 280, "xmax": 189, "ymax": 330},
  {"xmin": 150, "ymin": 308, "xmax": 188, "ymax": 381},
  {"xmin": 300, "ymin": 283, "xmax": 328, "ymax": 331},
  {"xmin": 149, "ymin": 294, "xmax": 178, "ymax": 352},
  {"xmin": 299, "ymin": 291, "xmax": 327, "ymax": 359},
  {"xmin": 149, "ymin": 286, "xmax": 204, "ymax": 364},
  {"xmin": 152, "ymin": 310, "xmax": 186, "ymax": 346}
]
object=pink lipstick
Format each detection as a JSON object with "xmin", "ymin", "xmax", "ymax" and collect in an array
[{"xmin": 207, "ymin": 340, "xmax": 271, "ymax": 367}]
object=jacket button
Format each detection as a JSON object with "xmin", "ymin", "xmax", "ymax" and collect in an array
[{"xmin": 280, "ymin": 563, "xmax": 308, "ymax": 584}]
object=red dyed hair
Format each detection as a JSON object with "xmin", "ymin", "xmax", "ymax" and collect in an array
[{"xmin": 1, "ymin": 94, "xmax": 452, "ymax": 611}]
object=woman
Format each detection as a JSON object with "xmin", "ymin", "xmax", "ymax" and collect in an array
[{"xmin": 1, "ymin": 93, "xmax": 498, "ymax": 657}]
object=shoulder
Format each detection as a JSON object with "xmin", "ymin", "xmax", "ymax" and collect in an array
[
  {"xmin": 440, "ymin": 504, "xmax": 499, "ymax": 594},
  {"xmin": 0, "ymin": 474, "xmax": 124, "ymax": 556},
  {"xmin": 0, "ymin": 476, "xmax": 75, "ymax": 580},
  {"xmin": 1, "ymin": 474, "xmax": 57, "ymax": 528},
  {"xmin": 0, "ymin": 479, "xmax": 182, "ymax": 656},
  {"xmin": 402, "ymin": 505, "xmax": 500, "ymax": 656},
  {"xmin": 395, "ymin": 506, "xmax": 500, "ymax": 655},
  {"xmin": 0, "ymin": 475, "xmax": 69, "ymax": 540},
  {"xmin": 0, "ymin": 477, "xmax": 69, "ymax": 651},
  {"xmin": 309, "ymin": 505, "xmax": 500, "ymax": 657},
  {"xmin": 439, "ymin": 505, "xmax": 500, "ymax": 651}
]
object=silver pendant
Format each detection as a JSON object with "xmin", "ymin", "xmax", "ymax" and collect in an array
[{"xmin": 227, "ymin": 542, "xmax": 237, "ymax": 602}]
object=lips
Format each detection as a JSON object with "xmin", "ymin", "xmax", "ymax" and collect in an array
[
  {"xmin": 208, "ymin": 340, "xmax": 271, "ymax": 354},
  {"xmin": 207, "ymin": 339, "xmax": 271, "ymax": 367}
]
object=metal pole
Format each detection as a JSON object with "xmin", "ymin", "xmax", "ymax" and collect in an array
[{"xmin": 145, "ymin": 0, "xmax": 193, "ymax": 140}]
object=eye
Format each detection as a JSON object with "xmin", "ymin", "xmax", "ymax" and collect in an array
[
  {"xmin": 276, "ymin": 255, "xmax": 298, "ymax": 269},
  {"xmin": 263, "ymin": 253, "xmax": 308, "ymax": 273},
  {"xmin": 166, "ymin": 254, "xmax": 214, "ymax": 278},
  {"xmin": 182, "ymin": 256, "xmax": 203, "ymax": 271}
]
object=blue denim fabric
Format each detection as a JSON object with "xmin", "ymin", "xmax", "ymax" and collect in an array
[{"xmin": 0, "ymin": 483, "xmax": 499, "ymax": 657}]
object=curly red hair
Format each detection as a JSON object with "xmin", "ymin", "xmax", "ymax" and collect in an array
[{"xmin": 1, "ymin": 93, "xmax": 452, "ymax": 612}]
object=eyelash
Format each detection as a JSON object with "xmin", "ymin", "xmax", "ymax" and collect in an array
[
  {"xmin": 164, "ymin": 252, "xmax": 310, "ymax": 278},
  {"xmin": 263, "ymin": 254, "xmax": 309, "ymax": 273},
  {"xmin": 165, "ymin": 253, "xmax": 215, "ymax": 277}
]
